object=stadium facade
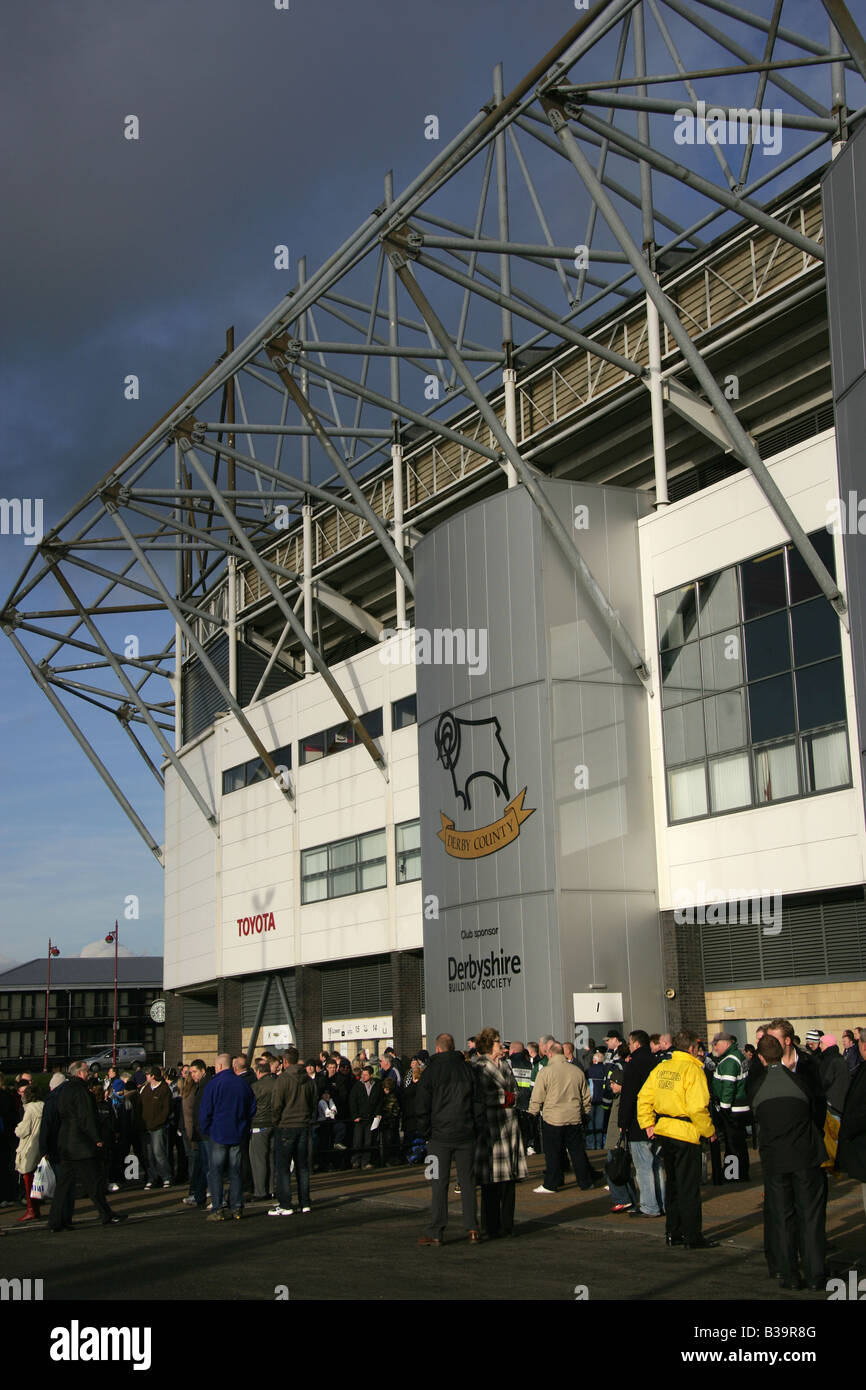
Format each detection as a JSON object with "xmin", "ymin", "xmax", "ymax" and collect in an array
[{"xmin": 5, "ymin": 3, "xmax": 866, "ymax": 1064}]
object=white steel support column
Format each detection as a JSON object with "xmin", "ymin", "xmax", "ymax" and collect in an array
[
  {"xmin": 227, "ymin": 555, "xmax": 238, "ymax": 698},
  {"xmin": 392, "ymin": 442, "xmax": 407, "ymax": 628},
  {"xmin": 303, "ymin": 504, "xmax": 314, "ymax": 675},
  {"xmin": 503, "ymin": 364, "xmax": 519, "ymax": 488},
  {"xmin": 646, "ymin": 291, "xmax": 668, "ymax": 507}
]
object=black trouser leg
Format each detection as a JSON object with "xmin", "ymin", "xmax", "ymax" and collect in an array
[
  {"xmin": 454, "ymin": 1143, "xmax": 477, "ymax": 1232},
  {"xmin": 426, "ymin": 1141, "xmax": 451, "ymax": 1238},
  {"xmin": 763, "ymin": 1172, "xmax": 798, "ymax": 1281},
  {"xmin": 563, "ymin": 1123, "xmax": 595, "ymax": 1188},
  {"xmin": 720, "ymin": 1110, "xmax": 750, "ymax": 1181},
  {"xmin": 541, "ymin": 1120, "xmax": 564, "ymax": 1190},
  {"xmin": 500, "ymin": 1180, "xmax": 516, "ymax": 1234},
  {"xmin": 791, "ymin": 1166, "xmax": 827, "ymax": 1284},
  {"xmin": 481, "ymin": 1183, "xmax": 500, "ymax": 1237},
  {"xmin": 49, "ymin": 1160, "xmax": 78, "ymax": 1230},
  {"xmin": 662, "ymin": 1138, "xmax": 702, "ymax": 1243}
]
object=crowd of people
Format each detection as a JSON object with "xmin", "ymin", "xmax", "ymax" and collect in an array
[{"xmin": 0, "ymin": 1017, "xmax": 863, "ymax": 1288}]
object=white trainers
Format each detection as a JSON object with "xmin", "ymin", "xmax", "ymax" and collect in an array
[
  {"xmin": 268, "ymin": 1206, "xmax": 294, "ymax": 1216},
  {"xmin": 300, "ymin": 1206, "xmax": 311, "ymax": 1214},
  {"xmin": 526, "ymin": 1147, "xmax": 536, "ymax": 1156},
  {"xmin": 533, "ymin": 1185, "xmax": 557, "ymax": 1194},
  {"xmin": 107, "ymin": 1184, "xmax": 120, "ymax": 1193},
  {"xmin": 143, "ymin": 1182, "xmax": 153, "ymax": 1190},
  {"xmin": 182, "ymin": 1196, "xmax": 198, "ymax": 1206}
]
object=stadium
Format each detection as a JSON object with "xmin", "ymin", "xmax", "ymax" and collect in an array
[{"xmin": 4, "ymin": 0, "xmax": 866, "ymax": 1066}]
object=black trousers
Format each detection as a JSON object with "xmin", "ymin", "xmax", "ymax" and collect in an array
[
  {"xmin": 480, "ymin": 1180, "xmax": 516, "ymax": 1237},
  {"xmin": 660, "ymin": 1137, "xmax": 703, "ymax": 1244},
  {"xmin": 763, "ymin": 1167, "xmax": 827, "ymax": 1283},
  {"xmin": 50, "ymin": 1157, "xmax": 114, "ymax": 1229},
  {"xmin": 718, "ymin": 1110, "xmax": 751, "ymax": 1181},
  {"xmin": 426, "ymin": 1141, "xmax": 477, "ymax": 1239},
  {"xmin": 542, "ymin": 1121, "xmax": 595, "ymax": 1190}
]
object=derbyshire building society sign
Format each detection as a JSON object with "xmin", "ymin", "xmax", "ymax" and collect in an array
[{"xmin": 448, "ymin": 949, "xmax": 523, "ymax": 994}]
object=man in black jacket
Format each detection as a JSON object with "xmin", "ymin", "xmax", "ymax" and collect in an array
[
  {"xmin": 414, "ymin": 1032, "xmax": 482, "ymax": 1245},
  {"xmin": 750, "ymin": 1034, "xmax": 828, "ymax": 1289},
  {"xmin": 746, "ymin": 1018, "xmax": 826, "ymax": 1121},
  {"xmin": 250, "ymin": 1060, "xmax": 277, "ymax": 1201},
  {"xmin": 349, "ymin": 1065, "xmax": 383, "ymax": 1169},
  {"xmin": 41, "ymin": 1062, "xmax": 127, "ymax": 1232},
  {"xmin": 817, "ymin": 1035, "xmax": 851, "ymax": 1119},
  {"xmin": 183, "ymin": 1060, "xmax": 210, "ymax": 1208},
  {"xmin": 617, "ymin": 1030, "xmax": 664, "ymax": 1218}
]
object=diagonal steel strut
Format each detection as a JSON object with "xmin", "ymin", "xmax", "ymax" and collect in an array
[
  {"xmin": 540, "ymin": 94, "xmax": 847, "ymax": 630},
  {"xmin": 383, "ymin": 232, "xmax": 653, "ymax": 691}
]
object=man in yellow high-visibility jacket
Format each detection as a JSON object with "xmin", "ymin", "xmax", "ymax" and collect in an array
[{"xmin": 637, "ymin": 1029, "xmax": 720, "ymax": 1250}]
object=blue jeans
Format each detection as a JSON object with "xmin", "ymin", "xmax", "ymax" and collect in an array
[
  {"xmin": 631, "ymin": 1138, "xmax": 666, "ymax": 1215},
  {"xmin": 145, "ymin": 1126, "xmax": 173, "ymax": 1185},
  {"xmin": 587, "ymin": 1104, "xmax": 608, "ymax": 1150},
  {"xmin": 274, "ymin": 1128, "xmax": 310, "ymax": 1210},
  {"xmin": 208, "ymin": 1141, "xmax": 243, "ymax": 1213}
]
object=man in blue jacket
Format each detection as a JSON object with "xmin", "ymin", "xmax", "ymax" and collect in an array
[{"xmin": 199, "ymin": 1053, "xmax": 256, "ymax": 1221}]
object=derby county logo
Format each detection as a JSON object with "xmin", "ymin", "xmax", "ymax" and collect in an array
[{"xmin": 434, "ymin": 710, "xmax": 534, "ymax": 859}]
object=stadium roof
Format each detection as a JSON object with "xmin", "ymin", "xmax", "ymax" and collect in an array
[{"xmin": 0, "ymin": 958, "xmax": 163, "ymax": 989}]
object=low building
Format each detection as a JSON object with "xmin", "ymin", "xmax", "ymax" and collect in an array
[{"xmin": 0, "ymin": 958, "xmax": 164, "ymax": 1070}]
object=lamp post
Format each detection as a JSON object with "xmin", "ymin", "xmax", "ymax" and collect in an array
[
  {"xmin": 43, "ymin": 941, "xmax": 60, "ymax": 1072},
  {"xmin": 105, "ymin": 923, "xmax": 119, "ymax": 1067}
]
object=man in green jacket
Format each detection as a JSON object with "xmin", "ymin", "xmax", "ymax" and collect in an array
[{"xmin": 711, "ymin": 1032, "xmax": 750, "ymax": 1182}]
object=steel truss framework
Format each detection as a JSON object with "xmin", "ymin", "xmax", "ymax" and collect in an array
[{"xmin": 3, "ymin": 0, "xmax": 865, "ymax": 862}]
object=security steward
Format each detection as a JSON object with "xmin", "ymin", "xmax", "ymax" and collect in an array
[{"xmin": 637, "ymin": 1028, "xmax": 719, "ymax": 1249}]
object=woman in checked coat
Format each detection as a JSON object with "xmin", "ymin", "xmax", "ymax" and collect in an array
[{"xmin": 472, "ymin": 1026, "xmax": 528, "ymax": 1238}]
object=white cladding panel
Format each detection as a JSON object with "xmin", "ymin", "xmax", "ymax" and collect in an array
[
  {"xmin": 638, "ymin": 432, "xmax": 866, "ymax": 910},
  {"xmin": 164, "ymin": 641, "xmax": 421, "ymax": 988}
]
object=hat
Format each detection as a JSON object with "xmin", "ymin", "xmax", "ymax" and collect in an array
[
  {"xmin": 805, "ymin": 1029, "xmax": 823, "ymax": 1043},
  {"xmin": 712, "ymin": 1031, "xmax": 734, "ymax": 1045},
  {"xmin": 820, "ymin": 1033, "xmax": 837, "ymax": 1048},
  {"xmin": 49, "ymin": 1074, "xmax": 65, "ymax": 1091}
]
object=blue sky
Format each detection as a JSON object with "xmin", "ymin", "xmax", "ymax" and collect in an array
[{"xmin": 0, "ymin": 0, "xmax": 854, "ymax": 965}]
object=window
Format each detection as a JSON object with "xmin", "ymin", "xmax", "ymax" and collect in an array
[
  {"xmin": 300, "ymin": 710, "xmax": 383, "ymax": 765},
  {"xmin": 396, "ymin": 819, "xmax": 421, "ymax": 882},
  {"xmin": 301, "ymin": 829, "xmax": 387, "ymax": 903},
  {"xmin": 392, "ymin": 694, "xmax": 417, "ymax": 730},
  {"xmin": 222, "ymin": 743, "xmax": 292, "ymax": 795},
  {"xmin": 657, "ymin": 532, "xmax": 850, "ymax": 823}
]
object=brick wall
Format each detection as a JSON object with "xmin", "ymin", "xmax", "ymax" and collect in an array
[
  {"xmin": 181, "ymin": 1034, "xmax": 218, "ymax": 1065},
  {"xmin": 295, "ymin": 964, "xmax": 323, "ymax": 1059},
  {"xmin": 706, "ymin": 979, "xmax": 866, "ymax": 1042},
  {"xmin": 217, "ymin": 978, "xmax": 242, "ymax": 1057},
  {"xmin": 660, "ymin": 910, "xmax": 705, "ymax": 1036},
  {"xmin": 163, "ymin": 990, "xmax": 185, "ymax": 1069},
  {"xmin": 390, "ymin": 950, "xmax": 422, "ymax": 1059}
]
